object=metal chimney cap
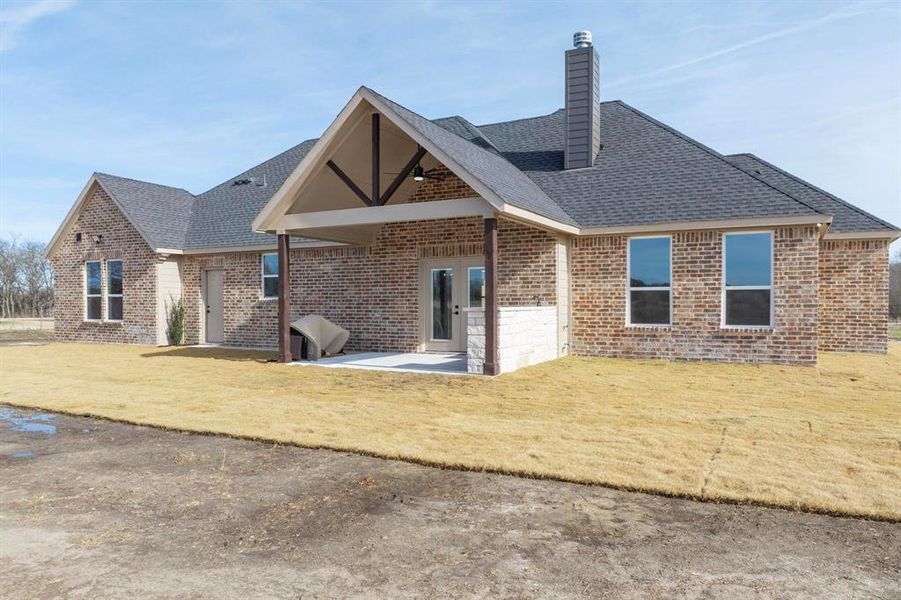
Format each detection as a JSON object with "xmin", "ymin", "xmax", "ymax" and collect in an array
[{"xmin": 573, "ymin": 31, "xmax": 592, "ymax": 48}]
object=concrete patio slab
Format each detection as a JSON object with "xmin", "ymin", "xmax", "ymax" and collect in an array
[{"xmin": 294, "ymin": 351, "xmax": 469, "ymax": 374}]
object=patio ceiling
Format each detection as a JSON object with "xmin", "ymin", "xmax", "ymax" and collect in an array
[{"xmin": 252, "ymin": 93, "xmax": 496, "ymax": 245}]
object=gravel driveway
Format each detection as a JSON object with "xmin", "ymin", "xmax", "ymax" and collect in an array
[{"xmin": 1, "ymin": 407, "xmax": 898, "ymax": 599}]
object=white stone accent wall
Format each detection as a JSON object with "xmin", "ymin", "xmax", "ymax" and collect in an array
[
  {"xmin": 465, "ymin": 309, "xmax": 486, "ymax": 374},
  {"xmin": 466, "ymin": 306, "xmax": 559, "ymax": 374}
]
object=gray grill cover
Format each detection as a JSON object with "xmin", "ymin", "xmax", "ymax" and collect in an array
[{"xmin": 290, "ymin": 315, "xmax": 349, "ymax": 357}]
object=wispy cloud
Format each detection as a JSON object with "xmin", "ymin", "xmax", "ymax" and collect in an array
[
  {"xmin": 0, "ymin": 0, "xmax": 76, "ymax": 52},
  {"xmin": 607, "ymin": 2, "xmax": 891, "ymax": 89}
]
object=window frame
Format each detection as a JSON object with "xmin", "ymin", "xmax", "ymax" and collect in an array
[
  {"xmin": 84, "ymin": 260, "xmax": 102, "ymax": 322},
  {"xmin": 721, "ymin": 230, "xmax": 774, "ymax": 329},
  {"xmin": 260, "ymin": 253, "xmax": 279, "ymax": 300},
  {"xmin": 625, "ymin": 235, "xmax": 673, "ymax": 327},
  {"xmin": 105, "ymin": 259, "xmax": 124, "ymax": 322}
]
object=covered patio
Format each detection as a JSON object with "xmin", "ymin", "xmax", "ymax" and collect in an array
[{"xmin": 252, "ymin": 87, "xmax": 569, "ymax": 375}]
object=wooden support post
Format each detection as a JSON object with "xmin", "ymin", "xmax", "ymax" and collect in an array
[
  {"xmin": 483, "ymin": 217, "xmax": 499, "ymax": 376},
  {"xmin": 371, "ymin": 113, "xmax": 380, "ymax": 206},
  {"xmin": 277, "ymin": 233, "xmax": 292, "ymax": 363}
]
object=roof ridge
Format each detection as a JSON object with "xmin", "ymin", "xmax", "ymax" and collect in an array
[
  {"xmin": 476, "ymin": 108, "xmax": 565, "ymax": 129},
  {"xmin": 613, "ymin": 102, "xmax": 827, "ymax": 218},
  {"xmin": 476, "ymin": 100, "xmax": 623, "ymax": 129},
  {"xmin": 94, "ymin": 172, "xmax": 194, "ymax": 196},
  {"xmin": 729, "ymin": 153, "xmax": 899, "ymax": 231},
  {"xmin": 432, "ymin": 115, "xmax": 503, "ymax": 155}
]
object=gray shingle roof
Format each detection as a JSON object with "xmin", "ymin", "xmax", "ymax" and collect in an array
[
  {"xmin": 725, "ymin": 153, "xmax": 898, "ymax": 233},
  {"xmin": 186, "ymin": 139, "xmax": 317, "ymax": 249},
  {"xmin": 88, "ymin": 90, "xmax": 896, "ymax": 251},
  {"xmin": 93, "ymin": 173, "xmax": 194, "ymax": 249},
  {"xmin": 477, "ymin": 101, "xmax": 825, "ymax": 228}
]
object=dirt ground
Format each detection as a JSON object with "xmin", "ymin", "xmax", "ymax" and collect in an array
[{"xmin": 1, "ymin": 408, "xmax": 898, "ymax": 599}]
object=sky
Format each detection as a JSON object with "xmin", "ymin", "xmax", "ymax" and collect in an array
[{"xmin": 1, "ymin": 0, "xmax": 899, "ymax": 253}]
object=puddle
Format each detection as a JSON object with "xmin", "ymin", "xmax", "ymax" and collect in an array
[
  {"xmin": 0, "ymin": 410, "xmax": 57, "ymax": 435},
  {"xmin": 11, "ymin": 451, "xmax": 35, "ymax": 458}
]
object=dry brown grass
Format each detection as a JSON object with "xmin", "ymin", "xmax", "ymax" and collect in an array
[{"xmin": 1, "ymin": 343, "xmax": 899, "ymax": 520}]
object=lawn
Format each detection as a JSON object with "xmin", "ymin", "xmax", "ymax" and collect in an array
[{"xmin": 1, "ymin": 343, "xmax": 899, "ymax": 520}]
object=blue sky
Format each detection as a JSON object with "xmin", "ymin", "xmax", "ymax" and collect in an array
[{"xmin": 1, "ymin": 0, "xmax": 899, "ymax": 250}]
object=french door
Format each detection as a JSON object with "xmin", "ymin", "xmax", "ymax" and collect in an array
[{"xmin": 420, "ymin": 257, "xmax": 485, "ymax": 352}]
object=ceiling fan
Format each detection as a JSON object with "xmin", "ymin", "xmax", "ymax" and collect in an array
[{"xmin": 383, "ymin": 163, "xmax": 444, "ymax": 182}]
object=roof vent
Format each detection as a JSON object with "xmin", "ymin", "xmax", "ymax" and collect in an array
[
  {"xmin": 233, "ymin": 175, "xmax": 267, "ymax": 187},
  {"xmin": 573, "ymin": 31, "xmax": 592, "ymax": 48}
]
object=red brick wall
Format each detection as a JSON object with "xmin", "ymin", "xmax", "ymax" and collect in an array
[
  {"xmin": 570, "ymin": 226, "xmax": 819, "ymax": 365},
  {"xmin": 182, "ymin": 217, "xmax": 559, "ymax": 350},
  {"xmin": 51, "ymin": 184, "xmax": 158, "ymax": 344},
  {"xmin": 818, "ymin": 239, "xmax": 890, "ymax": 353}
]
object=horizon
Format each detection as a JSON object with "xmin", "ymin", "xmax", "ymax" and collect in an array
[{"xmin": 1, "ymin": 0, "xmax": 899, "ymax": 250}]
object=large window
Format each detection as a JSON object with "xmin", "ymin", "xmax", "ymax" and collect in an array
[
  {"xmin": 85, "ymin": 261, "xmax": 102, "ymax": 321},
  {"xmin": 627, "ymin": 236, "xmax": 671, "ymax": 326},
  {"xmin": 722, "ymin": 232, "xmax": 773, "ymax": 327},
  {"xmin": 261, "ymin": 253, "xmax": 279, "ymax": 299},
  {"xmin": 106, "ymin": 260, "xmax": 123, "ymax": 321}
]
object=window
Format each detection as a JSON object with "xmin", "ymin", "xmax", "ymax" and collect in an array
[
  {"xmin": 468, "ymin": 267, "xmax": 485, "ymax": 308},
  {"xmin": 106, "ymin": 260, "xmax": 123, "ymax": 321},
  {"xmin": 722, "ymin": 232, "xmax": 773, "ymax": 327},
  {"xmin": 261, "ymin": 253, "xmax": 278, "ymax": 299},
  {"xmin": 627, "ymin": 236, "xmax": 671, "ymax": 325},
  {"xmin": 85, "ymin": 261, "xmax": 102, "ymax": 320}
]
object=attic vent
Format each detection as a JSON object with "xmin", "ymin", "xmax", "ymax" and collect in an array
[{"xmin": 232, "ymin": 175, "xmax": 266, "ymax": 187}]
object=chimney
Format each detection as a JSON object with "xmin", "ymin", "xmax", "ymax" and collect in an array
[{"xmin": 564, "ymin": 31, "xmax": 601, "ymax": 170}]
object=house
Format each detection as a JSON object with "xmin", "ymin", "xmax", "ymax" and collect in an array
[{"xmin": 45, "ymin": 32, "xmax": 899, "ymax": 375}]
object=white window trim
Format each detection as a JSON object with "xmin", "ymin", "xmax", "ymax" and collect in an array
[
  {"xmin": 105, "ymin": 259, "xmax": 123, "ymax": 322},
  {"xmin": 261, "ymin": 253, "xmax": 279, "ymax": 300},
  {"xmin": 626, "ymin": 235, "xmax": 672, "ymax": 327},
  {"xmin": 721, "ymin": 230, "xmax": 774, "ymax": 329},
  {"xmin": 84, "ymin": 260, "xmax": 102, "ymax": 322}
]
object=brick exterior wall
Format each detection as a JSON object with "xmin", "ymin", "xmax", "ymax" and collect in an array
[
  {"xmin": 406, "ymin": 165, "xmax": 477, "ymax": 203},
  {"xmin": 570, "ymin": 226, "xmax": 820, "ymax": 365},
  {"xmin": 51, "ymin": 184, "xmax": 158, "ymax": 344},
  {"xmin": 182, "ymin": 216, "xmax": 559, "ymax": 350},
  {"xmin": 178, "ymin": 169, "xmax": 561, "ymax": 350},
  {"xmin": 50, "ymin": 174, "xmax": 892, "ymax": 363},
  {"xmin": 817, "ymin": 239, "xmax": 890, "ymax": 353}
]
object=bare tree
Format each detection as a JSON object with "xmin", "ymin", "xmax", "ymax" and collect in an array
[{"xmin": 0, "ymin": 235, "xmax": 54, "ymax": 318}]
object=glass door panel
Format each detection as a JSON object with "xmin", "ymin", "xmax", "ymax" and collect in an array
[
  {"xmin": 431, "ymin": 268, "xmax": 454, "ymax": 340},
  {"xmin": 467, "ymin": 267, "xmax": 485, "ymax": 308}
]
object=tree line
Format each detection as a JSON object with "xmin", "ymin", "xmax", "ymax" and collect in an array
[{"xmin": 0, "ymin": 236, "xmax": 53, "ymax": 318}]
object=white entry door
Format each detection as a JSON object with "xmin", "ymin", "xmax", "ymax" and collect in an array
[
  {"xmin": 421, "ymin": 258, "xmax": 484, "ymax": 352},
  {"xmin": 204, "ymin": 270, "xmax": 224, "ymax": 343}
]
